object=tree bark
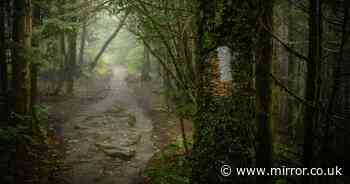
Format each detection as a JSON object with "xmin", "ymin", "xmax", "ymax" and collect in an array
[
  {"xmin": 141, "ymin": 45, "xmax": 151, "ymax": 81},
  {"xmin": 180, "ymin": 117, "xmax": 189, "ymax": 155},
  {"xmin": 255, "ymin": 1, "xmax": 274, "ymax": 184},
  {"xmin": 54, "ymin": 33, "xmax": 67, "ymax": 95},
  {"xmin": 79, "ymin": 18, "xmax": 87, "ymax": 66},
  {"xmin": 13, "ymin": 1, "xmax": 32, "ymax": 183},
  {"xmin": 66, "ymin": 30, "xmax": 77, "ymax": 94},
  {"xmin": 287, "ymin": 0, "xmax": 297, "ymax": 139},
  {"xmin": 279, "ymin": 10, "xmax": 289, "ymax": 130},
  {"xmin": 12, "ymin": 0, "xmax": 32, "ymax": 116},
  {"xmin": 30, "ymin": 64, "xmax": 38, "ymax": 111},
  {"xmin": 192, "ymin": 1, "xmax": 255, "ymax": 183},
  {"xmin": 303, "ymin": 0, "xmax": 322, "ymax": 183},
  {"xmin": 30, "ymin": 4, "xmax": 41, "ymax": 111},
  {"xmin": 0, "ymin": 0, "xmax": 9, "ymax": 121}
]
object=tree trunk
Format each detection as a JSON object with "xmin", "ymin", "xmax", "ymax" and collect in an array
[
  {"xmin": 54, "ymin": 33, "xmax": 67, "ymax": 95},
  {"xmin": 180, "ymin": 117, "xmax": 189, "ymax": 155},
  {"xmin": 66, "ymin": 30, "xmax": 77, "ymax": 95},
  {"xmin": 30, "ymin": 4, "xmax": 41, "ymax": 111},
  {"xmin": 30, "ymin": 64, "xmax": 38, "ymax": 111},
  {"xmin": 12, "ymin": 0, "xmax": 32, "ymax": 116},
  {"xmin": 79, "ymin": 18, "xmax": 87, "ymax": 66},
  {"xmin": 163, "ymin": 68, "xmax": 173, "ymax": 112},
  {"xmin": 192, "ymin": 1, "xmax": 255, "ymax": 183},
  {"xmin": 13, "ymin": 0, "xmax": 32, "ymax": 183},
  {"xmin": 278, "ymin": 9, "xmax": 289, "ymax": 131},
  {"xmin": 0, "ymin": 0, "xmax": 9, "ymax": 121},
  {"xmin": 287, "ymin": 0, "xmax": 297, "ymax": 139},
  {"xmin": 255, "ymin": 1, "xmax": 274, "ymax": 184},
  {"xmin": 324, "ymin": 2, "xmax": 350, "ymax": 183},
  {"xmin": 141, "ymin": 45, "xmax": 151, "ymax": 81},
  {"xmin": 303, "ymin": 0, "xmax": 322, "ymax": 183}
]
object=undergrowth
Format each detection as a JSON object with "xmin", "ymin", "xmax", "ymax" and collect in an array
[
  {"xmin": 145, "ymin": 141, "xmax": 191, "ymax": 184},
  {"xmin": 0, "ymin": 105, "xmax": 64, "ymax": 184}
]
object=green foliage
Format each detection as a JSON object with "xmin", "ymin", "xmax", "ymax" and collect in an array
[
  {"xmin": 124, "ymin": 45, "xmax": 144, "ymax": 74},
  {"xmin": 110, "ymin": 105, "xmax": 126, "ymax": 114},
  {"xmin": 126, "ymin": 45, "xmax": 144, "ymax": 62},
  {"xmin": 174, "ymin": 135, "xmax": 193, "ymax": 150},
  {"xmin": 86, "ymin": 16, "xmax": 141, "ymax": 66},
  {"xmin": 79, "ymin": 50, "xmax": 112, "ymax": 80},
  {"xmin": 176, "ymin": 102, "xmax": 197, "ymax": 118},
  {"xmin": 274, "ymin": 143, "xmax": 299, "ymax": 164},
  {"xmin": 41, "ymin": 16, "xmax": 79, "ymax": 38},
  {"xmin": 15, "ymin": 105, "xmax": 50, "ymax": 145},
  {"xmin": 0, "ymin": 127, "xmax": 16, "ymax": 184},
  {"xmin": 146, "ymin": 143, "xmax": 191, "ymax": 184},
  {"xmin": 95, "ymin": 61, "xmax": 111, "ymax": 77},
  {"xmin": 126, "ymin": 62, "xmax": 142, "ymax": 75},
  {"xmin": 0, "ymin": 127, "xmax": 17, "ymax": 145},
  {"xmin": 275, "ymin": 177, "xmax": 287, "ymax": 184},
  {"xmin": 0, "ymin": 105, "xmax": 50, "ymax": 184}
]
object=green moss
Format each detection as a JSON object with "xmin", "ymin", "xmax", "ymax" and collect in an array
[
  {"xmin": 127, "ymin": 113, "xmax": 136, "ymax": 127},
  {"xmin": 111, "ymin": 105, "xmax": 126, "ymax": 114}
]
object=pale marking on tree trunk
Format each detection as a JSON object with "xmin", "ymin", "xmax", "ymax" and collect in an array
[{"xmin": 217, "ymin": 46, "xmax": 233, "ymax": 82}]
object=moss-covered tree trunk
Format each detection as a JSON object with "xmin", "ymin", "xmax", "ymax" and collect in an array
[
  {"xmin": 12, "ymin": 0, "xmax": 32, "ymax": 116},
  {"xmin": 192, "ymin": 0, "xmax": 256, "ymax": 183}
]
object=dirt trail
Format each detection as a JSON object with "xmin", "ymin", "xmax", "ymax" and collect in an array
[{"xmin": 61, "ymin": 66, "xmax": 154, "ymax": 184}]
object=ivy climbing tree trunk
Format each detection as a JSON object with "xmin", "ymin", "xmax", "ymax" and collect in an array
[
  {"xmin": 192, "ymin": 0, "xmax": 255, "ymax": 183},
  {"xmin": 12, "ymin": 0, "xmax": 32, "ymax": 116},
  {"xmin": 255, "ymin": 0, "xmax": 274, "ymax": 184}
]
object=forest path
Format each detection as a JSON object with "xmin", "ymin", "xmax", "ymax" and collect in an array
[{"xmin": 61, "ymin": 66, "xmax": 154, "ymax": 184}]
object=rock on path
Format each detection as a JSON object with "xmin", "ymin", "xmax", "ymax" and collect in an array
[{"xmin": 61, "ymin": 66, "xmax": 154, "ymax": 184}]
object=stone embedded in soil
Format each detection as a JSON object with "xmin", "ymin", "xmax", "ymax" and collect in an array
[
  {"xmin": 105, "ymin": 147, "xmax": 135, "ymax": 160},
  {"xmin": 74, "ymin": 124, "xmax": 89, "ymax": 130},
  {"xmin": 95, "ymin": 142, "xmax": 136, "ymax": 160},
  {"xmin": 68, "ymin": 139, "xmax": 79, "ymax": 143},
  {"xmin": 95, "ymin": 132, "xmax": 141, "ymax": 160}
]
